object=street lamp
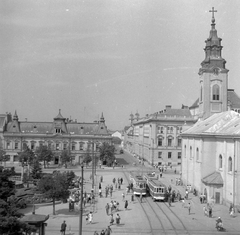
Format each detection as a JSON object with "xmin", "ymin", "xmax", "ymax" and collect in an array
[{"xmin": 79, "ymin": 164, "xmax": 84, "ymax": 235}]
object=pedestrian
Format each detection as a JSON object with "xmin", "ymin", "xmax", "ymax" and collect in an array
[
  {"xmin": 60, "ymin": 220, "xmax": 67, "ymax": 235},
  {"xmin": 110, "ymin": 214, "xmax": 114, "ymax": 225},
  {"xmin": 105, "ymin": 203, "xmax": 109, "ymax": 215},
  {"xmin": 100, "ymin": 175, "xmax": 103, "ymax": 182},
  {"xmin": 124, "ymin": 200, "xmax": 128, "ymax": 210},
  {"xmin": 86, "ymin": 213, "xmax": 89, "ymax": 224},
  {"xmin": 88, "ymin": 212, "xmax": 93, "ymax": 224},
  {"xmin": 185, "ymin": 189, "xmax": 189, "ymax": 200},
  {"xmin": 113, "ymin": 178, "xmax": 116, "ymax": 184},
  {"xmin": 105, "ymin": 226, "xmax": 112, "ymax": 235},
  {"xmin": 100, "ymin": 230, "xmax": 105, "ymax": 235},
  {"xmin": 230, "ymin": 207, "xmax": 234, "ymax": 217},
  {"xmin": 120, "ymin": 177, "xmax": 123, "ymax": 185},
  {"xmin": 131, "ymin": 193, "xmax": 134, "ymax": 202},
  {"xmin": 187, "ymin": 202, "xmax": 191, "ymax": 215},
  {"xmin": 182, "ymin": 199, "xmax": 185, "ymax": 208},
  {"xmin": 122, "ymin": 192, "xmax": 125, "ymax": 201},
  {"xmin": 116, "ymin": 213, "xmax": 121, "ymax": 225}
]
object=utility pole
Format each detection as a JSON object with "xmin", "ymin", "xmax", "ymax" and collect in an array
[
  {"xmin": 79, "ymin": 164, "xmax": 84, "ymax": 235},
  {"xmin": 92, "ymin": 142, "xmax": 94, "ymax": 190}
]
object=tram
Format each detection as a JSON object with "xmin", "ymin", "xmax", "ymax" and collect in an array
[
  {"xmin": 129, "ymin": 172, "xmax": 147, "ymax": 196},
  {"xmin": 144, "ymin": 174, "xmax": 167, "ymax": 201}
]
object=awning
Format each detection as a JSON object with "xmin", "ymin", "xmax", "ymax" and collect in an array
[{"xmin": 202, "ymin": 171, "xmax": 223, "ymax": 186}]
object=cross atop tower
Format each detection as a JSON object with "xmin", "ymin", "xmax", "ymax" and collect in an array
[{"xmin": 209, "ymin": 7, "xmax": 217, "ymax": 20}]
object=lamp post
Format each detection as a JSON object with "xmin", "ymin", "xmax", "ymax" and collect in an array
[{"xmin": 79, "ymin": 164, "xmax": 84, "ymax": 235}]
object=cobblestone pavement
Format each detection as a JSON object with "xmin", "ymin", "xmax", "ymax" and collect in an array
[{"xmin": 18, "ymin": 151, "xmax": 240, "ymax": 235}]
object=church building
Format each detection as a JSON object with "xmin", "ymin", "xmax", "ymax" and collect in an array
[{"xmin": 181, "ymin": 8, "xmax": 240, "ymax": 207}]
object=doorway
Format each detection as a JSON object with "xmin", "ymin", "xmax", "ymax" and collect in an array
[{"xmin": 215, "ymin": 192, "xmax": 220, "ymax": 204}]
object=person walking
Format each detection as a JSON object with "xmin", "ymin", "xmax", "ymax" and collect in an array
[
  {"xmin": 88, "ymin": 212, "xmax": 93, "ymax": 224},
  {"xmin": 116, "ymin": 213, "xmax": 121, "ymax": 225},
  {"xmin": 187, "ymin": 202, "xmax": 191, "ymax": 215},
  {"xmin": 124, "ymin": 200, "xmax": 128, "ymax": 210},
  {"xmin": 100, "ymin": 230, "xmax": 105, "ymax": 235},
  {"xmin": 109, "ymin": 214, "xmax": 114, "ymax": 225},
  {"xmin": 60, "ymin": 221, "xmax": 67, "ymax": 235},
  {"xmin": 105, "ymin": 203, "xmax": 109, "ymax": 215},
  {"xmin": 105, "ymin": 226, "xmax": 112, "ymax": 235},
  {"xmin": 122, "ymin": 192, "xmax": 125, "ymax": 201}
]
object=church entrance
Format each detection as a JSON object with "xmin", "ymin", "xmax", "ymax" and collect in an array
[
  {"xmin": 54, "ymin": 156, "xmax": 59, "ymax": 165},
  {"xmin": 215, "ymin": 192, "xmax": 220, "ymax": 204}
]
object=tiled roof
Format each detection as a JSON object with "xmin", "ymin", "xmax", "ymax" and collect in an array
[
  {"xmin": 182, "ymin": 110, "xmax": 240, "ymax": 135},
  {"xmin": 228, "ymin": 89, "xmax": 240, "ymax": 109},
  {"xmin": 202, "ymin": 171, "xmax": 223, "ymax": 185},
  {"xmin": 189, "ymin": 98, "xmax": 199, "ymax": 109},
  {"xmin": 163, "ymin": 108, "xmax": 192, "ymax": 117}
]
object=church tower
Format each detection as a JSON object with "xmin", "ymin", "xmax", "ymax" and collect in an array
[{"xmin": 198, "ymin": 8, "xmax": 229, "ymax": 119}]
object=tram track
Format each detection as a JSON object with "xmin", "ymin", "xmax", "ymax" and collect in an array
[{"xmin": 122, "ymin": 167, "xmax": 191, "ymax": 235}]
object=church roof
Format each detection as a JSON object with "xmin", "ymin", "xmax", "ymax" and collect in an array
[
  {"xmin": 189, "ymin": 90, "xmax": 240, "ymax": 110},
  {"xmin": 182, "ymin": 110, "xmax": 240, "ymax": 136},
  {"xmin": 202, "ymin": 171, "xmax": 223, "ymax": 186}
]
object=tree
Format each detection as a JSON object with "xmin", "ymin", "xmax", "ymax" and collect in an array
[
  {"xmin": 30, "ymin": 159, "xmax": 42, "ymax": 180},
  {"xmin": 0, "ymin": 148, "xmax": 9, "ymax": 167},
  {"xmin": 37, "ymin": 172, "xmax": 70, "ymax": 215},
  {"xmin": 35, "ymin": 145, "xmax": 53, "ymax": 168},
  {"xmin": 82, "ymin": 150, "xmax": 92, "ymax": 167},
  {"xmin": 60, "ymin": 150, "xmax": 71, "ymax": 168},
  {"xmin": 99, "ymin": 142, "xmax": 115, "ymax": 166},
  {"xmin": 0, "ymin": 169, "xmax": 35, "ymax": 235},
  {"xmin": 65, "ymin": 171, "xmax": 76, "ymax": 187},
  {"xmin": 18, "ymin": 147, "xmax": 35, "ymax": 166}
]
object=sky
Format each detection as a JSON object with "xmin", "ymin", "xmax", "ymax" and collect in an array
[{"xmin": 1, "ymin": 0, "xmax": 240, "ymax": 130}]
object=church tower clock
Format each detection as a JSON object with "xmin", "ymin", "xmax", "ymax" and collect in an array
[{"xmin": 198, "ymin": 8, "xmax": 229, "ymax": 119}]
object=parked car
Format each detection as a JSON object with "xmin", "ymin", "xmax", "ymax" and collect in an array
[{"xmin": 120, "ymin": 149, "xmax": 124, "ymax": 154}]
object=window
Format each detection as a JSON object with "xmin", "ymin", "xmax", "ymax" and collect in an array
[
  {"xmin": 56, "ymin": 128, "xmax": 61, "ymax": 133},
  {"xmin": 167, "ymin": 138, "xmax": 172, "ymax": 147},
  {"xmin": 178, "ymin": 152, "xmax": 181, "ymax": 159},
  {"xmin": 228, "ymin": 157, "xmax": 232, "ymax": 172},
  {"xmin": 31, "ymin": 142, "xmax": 35, "ymax": 150},
  {"xmin": 63, "ymin": 143, "xmax": 67, "ymax": 150},
  {"xmin": 177, "ymin": 138, "xmax": 182, "ymax": 147},
  {"xmin": 72, "ymin": 143, "xmax": 75, "ymax": 151},
  {"xmin": 168, "ymin": 152, "xmax": 172, "ymax": 159},
  {"xmin": 219, "ymin": 155, "xmax": 223, "ymax": 169},
  {"xmin": 196, "ymin": 148, "xmax": 199, "ymax": 161},
  {"xmin": 48, "ymin": 142, "xmax": 52, "ymax": 150},
  {"xmin": 158, "ymin": 152, "xmax": 162, "ymax": 159},
  {"xmin": 15, "ymin": 142, "xmax": 18, "ymax": 150},
  {"xmin": 80, "ymin": 143, "xmax": 84, "ymax": 150},
  {"xmin": 167, "ymin": 126, "xmax": 173, "ymax": 133},
  {"xmin": 157, "ymin": 138, "xmax": 163, "ymax": 146},
  {"xmin": 39, "ymin": 142, "xmax": 43, "ymax": 148},
  {"xmin": 22, "ymin": 143, "xmax": 28, "ymax": 150},
  {"xmin": 56, "ymin": 143, "xmax": 60, "ymax": 150},
  {"xmin": 212, "ymin": 84, "xmax": 220, "ymax": 100},
  {"xmin": 158, "ymin": 126, "xmax": 164, "ymax": 134},
  {"xmin": 7, "ymin": 142, "xmax": 10, "ymax": 149}
]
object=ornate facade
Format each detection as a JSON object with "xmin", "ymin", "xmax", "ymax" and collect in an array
[{"xmin": 0, "ymin": 110, "xmax": 112, "ymax": 164}]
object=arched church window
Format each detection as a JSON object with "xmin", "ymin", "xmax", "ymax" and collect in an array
[
  {"xmin": 219, "ymin": 155, "xmax": 223, "ymax": 169},
  {"xmin": 212, "ymin": 84, "xmax": 220, "ymax": 100},
  {"xmin": 228, "ymin": 157, "xmax": 232, "ymax": 172}
]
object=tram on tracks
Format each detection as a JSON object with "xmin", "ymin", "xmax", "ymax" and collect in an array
[
  {"xmin": 144, "ymin": 173, "xmax": 167, "ymax": 201},
  {"xmin": 129, "ymin": 172, "xmax": 147, "ymax": 196}
]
